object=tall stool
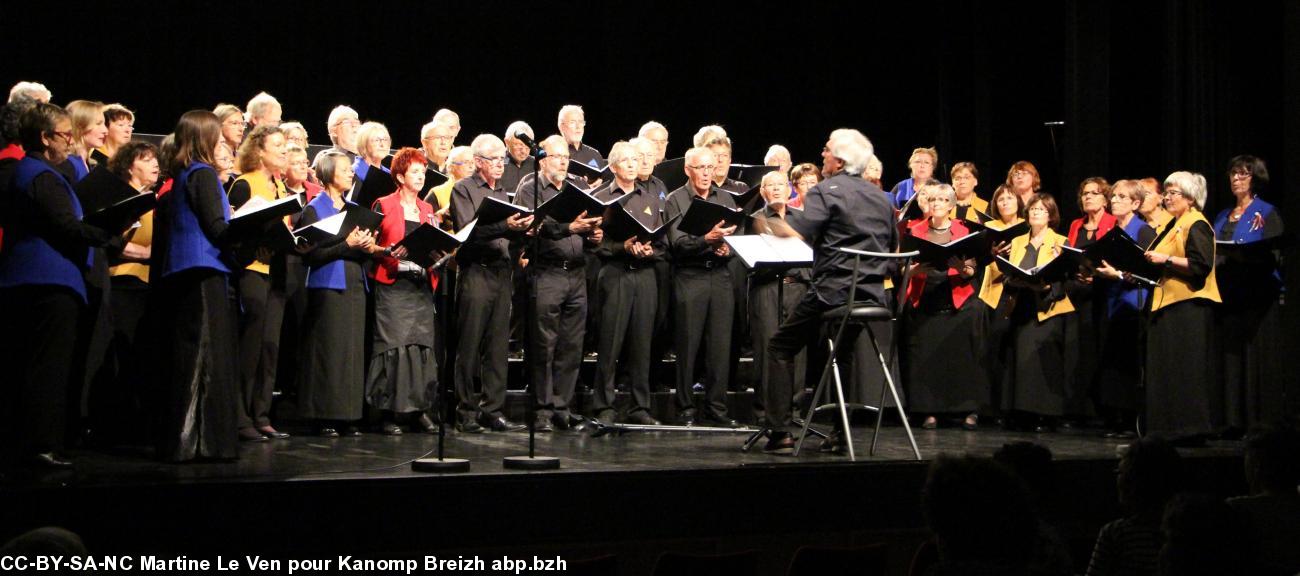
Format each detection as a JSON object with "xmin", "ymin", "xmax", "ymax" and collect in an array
[{"xmin": 793, "ymin": 247, "xmax": 921, "ymax": 461}]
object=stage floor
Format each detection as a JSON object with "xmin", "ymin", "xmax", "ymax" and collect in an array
[{"xmin": 23, "ymin": 423, "xmax": 1243, "ymax": 488}]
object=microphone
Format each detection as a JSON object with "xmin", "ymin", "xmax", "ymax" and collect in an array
[
  {"xmin": 514, "ymin": 131, "xmax": 536, "ymax": 149},
  {"xmin": 1043, "ymin": 121, "xmax": 1065, "ymax": 126}
]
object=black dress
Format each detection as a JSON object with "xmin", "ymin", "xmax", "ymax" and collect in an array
[
  {"xmin": 365, "ymin": 221, "xmax": 437, "ymax": 414},
  {"xmin": 1064, "ymin": 228, "xmax": 1102, "ymax": 417},
  {"xmin": 904, "ymin": 229, "xmax": 988, "ymax": 415},
  {"xmin": 1215, "ymin": 215, "xmax": 1286, "ymax": 430},
  {"xmin": 1000, "ymin": 244, "xmax": 1076, "ymax": 418},
  {"xmin": 298, "ymin": 207, "xmax": 369, "ymax": 423},
  {"xmin": 1146, "ymin": 220, "xmax": 1220, "ymax": 437}
]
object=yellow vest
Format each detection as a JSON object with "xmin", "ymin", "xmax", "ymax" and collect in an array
[
  {"xmin": 233, "ymin": 171, "xmax": 287, "ymax": 275},
  {"xmin": 977, "ymin": 217, "xmax": 1024, "ymax": 309},
  {"xmin": 981, "ymin": 227, "xmax": 1074, "ymax": 321},
  {"xmin": 429, "ymin": 180, "xmax": 455, "ymax": 229},
  {"xmin": 1146, "ymin": 211, "xmax": 1174, "ymax": 245},
  {"xmin": 1149, "ymin": 209, "xmax": 1220, "ymax": 312},
  {"xmin": 950, "ymin": 195, "xmax": 989, "ymax": 219},
  {"xmin": 109, "ymin": 210, "xmax": 153, "ymax": 283}
]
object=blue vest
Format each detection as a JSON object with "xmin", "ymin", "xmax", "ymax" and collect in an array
[
  {"xmin": 159, "ymin": 163, "xmax": 230, "ymax": 278},
  {"xmin": 0, "ymin": 157, "xmax": 92, "ymax": 302},
  {"xmin": 304, "ymin": 193, "xmax": 366, "ymax": 292},
  {"xmin": 66, "ymin": 154, "xmax": 89, "ymax": 182},
  {"xmin": 1104, "ymin": 217, "xmax": 1152, "ymax": 317},
  {"xmin": 891, "ymin": 178, "xmax": 918, "ymax": 210},
  {"xmin": 1213, "ymin": 197, "xmax": 1283, "ymax": 290}
]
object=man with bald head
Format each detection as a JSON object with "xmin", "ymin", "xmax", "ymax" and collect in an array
[
  {"xmin": 449, "ymin": 134, "xmax": 535, "ymax": 433},
  {"xmin": 664, "ymin": 146, "xmax": 740, "ymax": 427},
  {"xmin": 513, "ymin": 135, "xmax": 601, "ymax": 431}
]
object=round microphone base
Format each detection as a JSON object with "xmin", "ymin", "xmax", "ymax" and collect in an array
[
  {"xmin": 502, "ymin": 455, "xmax": 561, "ymax": 470},
  {"xmin": 412, "ymin": 458, "xmax": 471, "ymax": 473}
]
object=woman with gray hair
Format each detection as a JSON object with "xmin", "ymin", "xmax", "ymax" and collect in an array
[
  {"xmin": 1143, "ymin": 171, "xmax": 1221, "ymax": 443},
  {"xmin": 901, "ymin": 182, "xmax": 985, "ymax": 430}
]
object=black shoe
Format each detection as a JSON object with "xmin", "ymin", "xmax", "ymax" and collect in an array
[
  {"xmin": 258, "ymin": 426, "xmax": 290, "ymax": 439},
  {"xmin": 481, "ymin": 414, "xmax": 526, "ymax": 432},
  {"xmin": 379, "ymin": 422, "xmax": 403, "ymax": 436},
  {"xmin": 551, "ymin": 412, "xmax": 572, "ymax": 430},
  {"xmin": 533, "ymin": 416, "xmax": 553, "ymax": 433},
  {"xmin": 455, "ymin": 413, "xmax": 484, "ymax": 433},
  {"xmin": 819, "ymin": 430, "xmax": 847, "ymax": 453},
  {"xmin": 763, "ymin": 431, "xmax": 796, "ymax": 455},
  {"xmin": 625, "ymin": 411, "xmax": 661, "ymax": 426},
  {"xmin": 593, "ymin": 410, "xmax": 617, "ymax": 424},
  {"xmin": 699, "ymin": 411, "xmax": 740, "ymax": 428},
  {"xmin": 565, "ymin": 414, "xmax": 590, "ymax": 431},
  {"xmin": 317, "ymin": 426, "xmax": 340, "ymax": 438},
  {"xmin": 239, "ymin": 427, "xmax": 269, "ymax": 442},
  {"xmin": 29, "ymin": 452, "xmax": 73, "ymax": 468},
  {"xmin": 676, "ymin": 408, "xmax": 698, "ymax": 427},
  {"xmin": 416, "ymin": 413, "xmax": 438, "ymax": 434}
]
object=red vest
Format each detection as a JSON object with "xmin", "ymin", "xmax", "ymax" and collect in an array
[
  {"xmin": 1067, "ymin": 212, "xmax": 1116, "ymax": 247},
  {"xmin": 905, "ymin": 219, "xmax": 975, "ymax": 310},
  {"xmin": 371, "ymin": 192, "xmax": 437, "ymax": 287}
]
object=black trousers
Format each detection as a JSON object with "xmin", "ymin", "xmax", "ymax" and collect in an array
[
  {"xmin": 237, "ymin": 270, "xmax": 284, "ymax": 429},
  {"xmin": 593, "ymin": 262, "xmax": 657, "ymax": 415},
  {"xmin": 0, "ymin": 286, "xmax": 81, "ymax": 463},
  {"xmin": 90, "ymin": 275, "xmax": 152, "ymax": 441},
  {"xmin": 454, "ymin": 262, "xmax": 512, "ymax": 417},
  {"xmin": 766, "ymin": 292, "xmax": 895, "ymax": 433},
  {"xmin": 750, "ymin": 278, "xmax": 809, "ymax": 419},
  {"xmin": 527, "ymin": 265, "xmax": 587, "ymax": 418},
  {"xmin": 673, "ymin": 265, "xmax": 734, "ymax": 416}
]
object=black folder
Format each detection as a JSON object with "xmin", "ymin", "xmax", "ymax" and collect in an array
[
  {"xmin": 74, "ymin": 166, "xmax": 158, "ymax": 235},
  {"xmin": 994, "ymin": 245, "xmax": 1086, "ymax": 284},
  {"xmin": 676, "ymin": 195, "xmax": 746, "ymax": 236},
  {"xmin": 292, "ymin": 204, "xmax": 383, "ymax": 245},
  {"xmin": 474, "ymin": 195, "xmax": 532, "ymax": 225},
  {"xmin": 965, "ymin": 219, "xmax": 1029, "ymax": 246},
  {"xmin": 531, "ymin": 182, "xmax": 621, "ymax": 224},
  {"xmin": 602, "ymin": 204, "xmax": 676, "ymax": 243},
  {"xmin": 652, "ymin": 157, "xmax": 687, "ymax": 192},
  {"xmin": 728, "ymin": 164, "xmax": 780, "ymax": 189},
  {"xmin": 350, "ymin": 167, "xmax": 397, "ymax": 210},
  {"xmin": 393, "ymin": 222, "xmax": 474, "ymax": 267},
  {"xmin": 226, "ymin": 193, "xmax": 306, "ymax": 243},
  {"xmin": 897, "ymin": 193, "xmax": 925, "ymax": 223},
  {"xmin": 1082, "ymin": 227, "xmax": 1162, "ymax": 285},
  {"xmin": 419, "ymin": 167, "xmax": 450, "ymax": 200},
  {"xmin": 1215, "ymin": 233, "xmax": 1295, "ymax": 254},
  {"xmin": 567, "ymin": 159, "xmax": 612, "ymax": 183},
  {"xmin": 902, "ymin": 231, "xmax": 987, "ymax": 269}
]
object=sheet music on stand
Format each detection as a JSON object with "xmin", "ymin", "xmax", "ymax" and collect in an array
[{"xmin": 724, "ymin": 234, "xmax": 814, "ymax": 270}]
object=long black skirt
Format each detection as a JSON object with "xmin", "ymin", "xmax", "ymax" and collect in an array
[
  {"xmin": 298, "ymin": 262, "xmax": 367, "ymax": 421},
  {"xmin": 1147, "ymin": 299, "xmax": 1221, "ymax": 437},
  {"xmin": 904, "ymin": 303, "xmax": 988, "ymax": 414},
  {"xmin": 1218, "ymin": 295, "xmax": 1285, "ymax": 430},
  {"xmin": 1097, "ymin": 309, "xmax": 1144, "ymax": 415},
  {"xmin": 154, "ymin": 268, "xmax": 239, "ymax": 462},
  {"xmin": 1001, "ymin": 311, "xmax": 1076, "ymax": 417},
  {"xmin": 366, "ymin": 277, "xmax": 437, "ymax": 414}
]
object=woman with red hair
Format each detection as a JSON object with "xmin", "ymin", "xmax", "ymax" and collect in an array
[{"xmin": 366, "ymin": 147, "xmax": 440, "ymax": 434}]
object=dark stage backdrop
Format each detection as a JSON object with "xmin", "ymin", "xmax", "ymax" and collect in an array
[{"xmin": 4, "ymin": 1, "xmax": 1295, "ymax": 409}]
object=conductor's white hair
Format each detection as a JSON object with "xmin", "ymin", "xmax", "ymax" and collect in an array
[{"xmin": 828, "ymin": 128, "xmax": 874, "ymax": 175}]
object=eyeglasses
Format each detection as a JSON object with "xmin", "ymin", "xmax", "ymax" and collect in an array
[
  {"xmin": 1230, "ymin": 170, "xmax": 1252, "ymax": 180},
  {"xmin": 548, "ymin": 155, "xmax": 571, "ymax": 163},
  {"xmin": 476, "ymin": 155, "xmax": 506, "ymax": 165},
  {"xmin": 48, "ymin": 130, "xmax": 73, "ymax": 143},
  {"xmin": 370, "ymin": 137, "xmax": 392, "ymax": 144},
  {"xmin": 687, "ymin": 164, "xmax": 716, "ymax": 172},
  {"xmin": 1013, "ymin": 170, "xmax": 1032, "ymax": 177},
  {"xmin": 223, "ymin": 119, "xmax": 247, "ymax": 128},
  {"xmin": 561, "ymin": 120, "xmax": 586, "ymax": 128},
  {"xmin": 424, "ymin": 135, "xmax": 454, "ymax": 143}
]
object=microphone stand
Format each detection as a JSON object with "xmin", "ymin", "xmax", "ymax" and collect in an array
[
  {"xmin": 413, "ymin": 250, "xmax": 470, "ymax": 472},
  {"xmin": 504, "ymin": 137, "xmax": 561, "ymax": 470}
]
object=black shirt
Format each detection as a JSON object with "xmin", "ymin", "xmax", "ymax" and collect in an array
[
  {"xmin": 569, "ymin": 142, "xmax": 604, "ymax": 169},
  {"xmin": 500, "ymin": 155, "xmax": 535, "ymax": 195},
  {"xmin": 786, "ymin": 171, "xmax": 896, "ymax": 307},
  {"xmin": 593, "ymin": 179, "xmax": 665, "ymax": 261},
  {"xmin": 11, "ymin": 167, "xmax": 126, "ymax": 261},
  {"xmin": 450, "ymin": 172, "xmax": 516, "ymax": 264},
  {"xmin": 664, "ymin": 184, "xmax": 737, "ymax": 263},
  {"xmin": 513, "ymin": 174, "xmax": 588, "ymax": 264},
  {"xmin": 637, "ymin": 174, "xmax": 669, "ymax": 202}
]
